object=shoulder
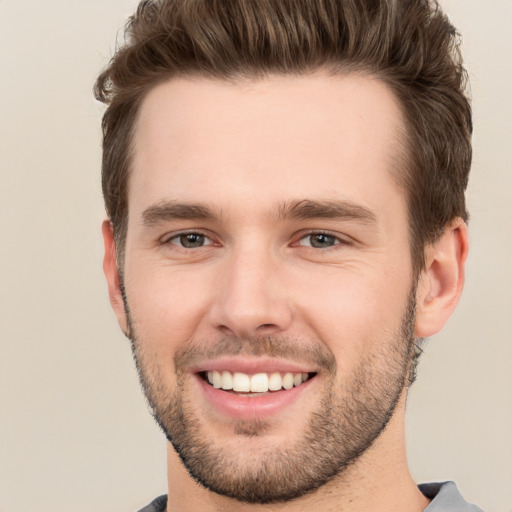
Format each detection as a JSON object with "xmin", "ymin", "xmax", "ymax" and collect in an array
[
  {"xmin": 136, "ymin": 494, "xmax": 168, "ymax": 512},
  {"xmin": 420, "ymin": 482, "xmax": 484, "ymax": 512},
  {"xmin": 135, "ymin": 486, "xmax": 484, "ymax": 512}
]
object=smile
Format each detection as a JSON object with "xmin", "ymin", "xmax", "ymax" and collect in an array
[
  {"xmin": 203, "ymin": 370, "xmax": 315, "ymax": 393},
  {"xmin": 194, "ymin": 361, "xmax": 318, "ymax": 419}
]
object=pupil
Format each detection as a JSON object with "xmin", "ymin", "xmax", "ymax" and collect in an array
[
  {"xmin": 181, "ymin": 233, "xmax": 204, "ymax": 248},
  {"xmin": 311, "ymin": 234, "xmax": 334, "ymax": 248}
]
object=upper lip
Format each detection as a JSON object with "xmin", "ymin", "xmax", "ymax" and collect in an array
[{"xmin": 190, "ymin": 357, "xmax": 318, "ymax": 375}]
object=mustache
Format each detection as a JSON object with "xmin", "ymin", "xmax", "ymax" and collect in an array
[{"xmin": 173, "ymin": 335, "xmax": 337, "ymax": 374}]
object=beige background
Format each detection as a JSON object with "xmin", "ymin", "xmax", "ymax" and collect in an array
[{"xmin": 0, "ymin": 1, "xmax": 510, "ymax": 511}]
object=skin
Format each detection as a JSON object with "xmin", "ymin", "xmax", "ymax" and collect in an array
[{"xmin": 103, "ymin": 72, "xmax": 468, "ymax": 512}]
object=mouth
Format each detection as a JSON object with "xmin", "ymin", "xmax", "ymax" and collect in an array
[
  {"xmin": 200, "ymin": 370, "xmax": 317, "ymax": 395},
  {"xmin": 192, "ymin": 358, "xmax": 320, "ymax": 419}
]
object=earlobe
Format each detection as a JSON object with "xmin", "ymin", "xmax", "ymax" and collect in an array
[
  {"xmin": 414, "ymin": 219, "xmax": 469, "ymax": 338},
  {"xmin": 102, "ymin": 220, "xmax": 129, "ymax": 334}
]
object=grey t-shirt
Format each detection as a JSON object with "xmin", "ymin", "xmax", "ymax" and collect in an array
[
  {"xmin": 420, "ymin": 482, "xmax": 484, "ymax": 512},
  {"xmin": 137, "ymin": 481, "xmax": 484, "ymax": 512}
]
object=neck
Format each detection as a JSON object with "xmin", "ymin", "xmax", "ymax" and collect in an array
[{"xmin": 165, "ymin": 392, "xmax": 429, "ymax": 512}]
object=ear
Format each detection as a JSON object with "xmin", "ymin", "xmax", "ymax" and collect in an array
[
  {"xmin": 414, "ymin": 219, "xmax": 469, "ymax": 338},
  {"xmin": 102, "ymin": 220, "xmax": 129, "ymax": 335}
]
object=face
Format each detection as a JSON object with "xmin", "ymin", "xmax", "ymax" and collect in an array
[{"xmin": 112, "ymin": 73, "xmax": 419, "ymax": 503}]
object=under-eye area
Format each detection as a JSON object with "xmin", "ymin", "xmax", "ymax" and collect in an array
[{"xmin": 201, "ymin": 371, "xmax": 317, "ymax": 394}]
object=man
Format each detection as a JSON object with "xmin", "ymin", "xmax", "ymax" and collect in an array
[{"xmin": 95, "ymin": 0, "xmax": 482, "ymax": 510}]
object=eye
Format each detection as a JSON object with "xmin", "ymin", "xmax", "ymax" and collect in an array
[
  {"xmin": 298, "ymin": 233, "xmax": 341, "ymax": 249},
  {"xmin": 167, "ymin": 232, "xmax": 213, "ymax": 249}
]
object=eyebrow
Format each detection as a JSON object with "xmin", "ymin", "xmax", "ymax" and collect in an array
[
  {"xmin": 276, "ymin": 199, "xmax": 378, "ymax": 224},
  {"xmin": 141, "ymin": 201, "xmax": 222, "ymax": 225},
  {"xmin": 141, "ymin": 198, "xmax": 377, "ymax": 227}
]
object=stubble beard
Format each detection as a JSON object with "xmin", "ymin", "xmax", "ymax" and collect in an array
[{"xmin": 124, "ymin": 291, "xmax": 418, "ymax": 504}]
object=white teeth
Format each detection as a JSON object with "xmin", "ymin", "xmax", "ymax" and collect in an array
[
  {"xmin": 282, "ymin": 373, "xmax": 294, "ymax": 390},
  {"xmin": 221, "ymin": 370, "xmax": 233, "ymax": 390},
  {"xmin": 233, "ymin": 372, "xmax": 251, "ymax": 392},
  {"xmin": 250, "ymin": 373, "xmax": 269, "ymax": 392},
  {"xmin": 268, "ymin": 372, "xmax": 282, "ymax": 391},
  {"xmin": 212, "ymin": 370, "xmax": 222, "ymax": 389},
  {"xmin": 206, "ymin": 370, "xmax": 312, "ymax": 393}
]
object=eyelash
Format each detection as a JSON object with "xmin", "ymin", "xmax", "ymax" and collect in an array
[
  {"xmin": 162, "ymin": 230, "xmax": 216, "ymax": 249},
  {"xmin": 294, "ymin": 230, "xmax": 349, "ymax": 249},
  {"xmin": 161, "ymin": 230, "xmax": 349, "ymax": 250}
]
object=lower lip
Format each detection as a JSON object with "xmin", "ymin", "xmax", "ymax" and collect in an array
[{"xmin": 196, "ymin": 375, "xmax": 315, "ymax": 420}]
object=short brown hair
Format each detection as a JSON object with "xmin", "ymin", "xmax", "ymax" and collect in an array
[{"xmin": 94, "ymin": 0, "xmax": 472, "ymax": 273}]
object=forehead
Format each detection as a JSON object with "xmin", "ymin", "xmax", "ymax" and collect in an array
[{"xmin": 130, "ymin": 72, "xmax": 406, "ymax": 222}]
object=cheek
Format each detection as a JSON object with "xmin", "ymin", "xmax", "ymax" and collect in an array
[
  {"xmin": 125, "ymin": 263, "xmax": 215, "ymax": 349},
  {"xmin": 292, "ymin": 265, "xmax": 410, "ymax": 366}
]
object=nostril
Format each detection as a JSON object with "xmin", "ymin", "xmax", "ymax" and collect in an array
[
  {"xmin": 218, "ymin": 325, "xmax": 234, "ymax": 335},
  {"xmin": 255, "ymin": 323, "xmax": 281, "ymax": 335}
]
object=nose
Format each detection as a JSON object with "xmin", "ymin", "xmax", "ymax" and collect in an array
[{"xmin": 208, "ymin": 247, "xmax": 293, "ymax": 339}]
